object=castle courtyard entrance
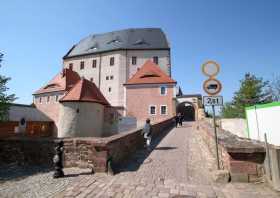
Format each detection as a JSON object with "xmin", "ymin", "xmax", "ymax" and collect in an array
[{"xmin": 176, "ymin": 102, "xmax": 195, "ymax": 121}]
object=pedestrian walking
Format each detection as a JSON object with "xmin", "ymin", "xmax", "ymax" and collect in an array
[
  {"xmin": 175, "ymin": 113, "xmax": 180, "ymax": 127},
  {"xmin": 179, "ymin": 113, "xmax": 184, "ymax": 126},
  {"xmin": 142, "ymin": 118, "xmax": 152, "ymax": 151}
]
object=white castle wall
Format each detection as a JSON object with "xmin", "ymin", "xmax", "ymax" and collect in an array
[{"xmin": 58, "ymin": 102, "xmax": 104, "ymax": 137}]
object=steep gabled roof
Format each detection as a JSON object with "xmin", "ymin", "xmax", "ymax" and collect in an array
[
  {"xmin": 34, "ymin": 69, "xmax": 80, "ymax": 95},
  {"xmin": 124, "ymin": 60, "xmax": 176, "ymax": 85},
  {"xmin": 64, "ymin": 28, "xmax": 170, "ymax": 59},
  {"xmin": 59, "ymin": 78, "xmax": 110, "ymax": 106}
]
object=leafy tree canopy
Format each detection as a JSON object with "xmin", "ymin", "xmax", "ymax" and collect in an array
[
  {"xmin": 222, "ymin": 73, "xmax": 272, "ymax": 118},
  {"xmin": 0, "ymin": 52, "xmax": 16, "ymax": 121}
]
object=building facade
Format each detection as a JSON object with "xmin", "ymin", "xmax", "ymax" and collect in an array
[
  {"xmin": 62, "ymin": 28, "xmax": 171, "ymax": 114},
  {"xmin": 124, "ymin": 60, "xmax": 176, "ymax": 126}
]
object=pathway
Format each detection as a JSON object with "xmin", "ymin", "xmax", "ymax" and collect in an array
[{"xmin": 1, "ymin": 122, "xmax": 279, "ymax": 198}]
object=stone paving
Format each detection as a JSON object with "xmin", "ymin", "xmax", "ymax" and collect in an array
[{"xmin": 1, "ymin": 122, "xmax": 280, "ymax": 198}]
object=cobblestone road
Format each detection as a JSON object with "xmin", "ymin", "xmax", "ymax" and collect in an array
[{"xmin": 1, "ymin": 122, "xmax": 279, "ymax": 198}]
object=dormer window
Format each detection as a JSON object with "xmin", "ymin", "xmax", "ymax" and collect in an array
[
  {"xmin": 107, "ymin": 36, "xmax": 122, "ymax": 44},
  {"xmin": 88, "ymin": 43, "xmax": 98, "ymax": 51},
  {"xmin": 133, "ymin": 38, "xmax": 149, "ymax": 46}
]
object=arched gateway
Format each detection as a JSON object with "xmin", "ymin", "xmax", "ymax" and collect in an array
[{"xmin": 175, "ymin": 94, "xmax": 204, "ymax": 121}]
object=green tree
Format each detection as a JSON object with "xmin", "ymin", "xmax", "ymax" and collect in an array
[
  {"xmin": 269, "ymin": 74, "xmax": 280, "ymax": 101},
  {"xmin": 222, "ymin": 73, "xmax": 272, "ymax": 118},
  {"xmin": 0, "ymin": 52, "xmax": 16, "ymax": 121}
]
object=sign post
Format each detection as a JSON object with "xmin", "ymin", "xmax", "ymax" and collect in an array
[
  {"xmin": 212, "ymin": 104, "xmax": 220, "ymax": 170},
  {"xmin": 202, "ymin": 60, "xmax": 223, "ymax": 170}
]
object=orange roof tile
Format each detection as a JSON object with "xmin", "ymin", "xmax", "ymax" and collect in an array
[
  {"xmin": 34, "ymin": 68, "xmax": 80, "ymax": 94},
  {"xmin": 124, "ymin": 60, "xmax": 176, "ymax": 85},
  {"xmin": 59, "ymin": 78, "xmax": 110, "ymax": 106}
]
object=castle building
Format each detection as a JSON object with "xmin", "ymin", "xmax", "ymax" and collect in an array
[
  {"xmin": 62, "ymin": 28, "xmax": 171, "ymax": 115},
  {"xmin": 33, "ymin": 28, "xmax": 179, "ymax": 137}
]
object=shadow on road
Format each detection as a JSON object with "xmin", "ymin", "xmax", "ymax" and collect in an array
[
  {"xmin": 154, "ymin": 146, "xmax": 177, "ymax": 150},
  {"xmin": 114, "ymin": 125, "xmax": 175, "ymax": 173},
  {"xmin": 0, "ymin": 165, "xmax": 51, "ymax": 182}
]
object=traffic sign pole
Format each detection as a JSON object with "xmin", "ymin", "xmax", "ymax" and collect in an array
[
  {"xmin": 202, "ymin": 60, "xmax": 222, "ymax": 170},
  {"xmin": 212, "ymin": 105, "xmax": 220, "ymax": 170}
]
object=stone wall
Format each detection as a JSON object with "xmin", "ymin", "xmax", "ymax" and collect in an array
[
  {"xmin": 0, "ymin": 117, "xmax": 174, "ymax": 172},
  {"xmin": 199, "ymin": 120, "xmax": 265, "ymax": 182}
]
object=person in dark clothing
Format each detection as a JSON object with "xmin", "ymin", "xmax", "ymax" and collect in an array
[
  {"xmin": 179, "ymin": 113, "xmax": 184, "ymax": 126},
  {"xmin": 175, "ymin": 113, "xmax": 180, "ymax": 127}
]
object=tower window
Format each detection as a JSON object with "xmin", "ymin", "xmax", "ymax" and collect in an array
[
  {"xmin": 160, "ymin": 86, "xmax": 167, "ymax": 95},
  {"xmin": 160, "ymin": 105, "xmax": 167, "ymax": 115},
  {"xmin": 153, "ymin": 56, "xmax": 158, "ymax": 64},
  {"xmin": 47, "ymin": 96, "xmax": 50, "ymax": 103},
  {"xmin": 132, "ymin": 56, "xmax": 137, "ymax": 65},
  {"xmin": 80, "ymin": 61, "xmax": 84, "ymax": 70},
  {"xmin": 106, "ymin": 76, "xmax": 109, "ymax": 80},
  {"xmin": 69, "ymin": 63, "xmax": 73, "ymax": 70},
  {"xmin": 110, "ymin": 57, "xmax": 114, "ymax": 66},
  {"xmin": 39, "ymin": 97, "xmax": 42, "ymax": 103},
  {"xmin": 108, "ymin": 87, "xmax": 112, "ymax": 92},
  {"xmin": 55, "ymin": 95, "xmax": 59, "ymax": 102},
  {"xmin": 92, "ymin": 59, "xmax": 97, "ymax": 68},
  {"xmin": 149, "ymin": 105, "xmax": 156, "ymax": 115},
  {"xmin": 110, "ymin": 75, "xmax": 114, "ymax": 80}
]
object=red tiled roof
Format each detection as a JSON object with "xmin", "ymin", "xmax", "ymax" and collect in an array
[
  {"xmin": 34, "ymin": 68, "xmax": 80, "ymax": 95},
  {"xmin": 59, "ymin": 78, "xmax": 110, "ymax": 106},
  {"xmin": 124, "ymin": 60, "xmax": 176, "ymax": 85}
]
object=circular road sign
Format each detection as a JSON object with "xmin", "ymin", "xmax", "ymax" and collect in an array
[
  {"xmin": 203, "ymin": 78, "xmax": 222, "ymax": 95},
  {"xmin": 202, "ymin": 60, "xmax": 220, "ymax": 77}
]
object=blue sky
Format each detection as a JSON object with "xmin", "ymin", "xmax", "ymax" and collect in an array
[{"xmin": 1, "ymin": 0, "xmax": 280, "ymax": 104}]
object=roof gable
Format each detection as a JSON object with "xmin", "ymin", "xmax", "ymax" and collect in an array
[
  {"xmin": 124, "ymin": 60, "xmax": 176, "ymax": 85},
  {"xmin": 59, "ymin": 78, "xmax": 110, "ymax": 106},
  {"xmin": 34, "ymin": 69, "xmax": 80, "ymax": 95}
]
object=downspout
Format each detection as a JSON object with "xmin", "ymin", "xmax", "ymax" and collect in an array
[
  {"xmin": 124, "ymin": 50, "xmax": 128, "ymax": 116},
  {"xmin": 98, "ymin": 53, "xmax": 102, "ymax": 88}
]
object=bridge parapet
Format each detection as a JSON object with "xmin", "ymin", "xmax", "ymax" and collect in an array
[{"xmin": 198, "ymin": 119, "xmax": 265, "ymax": 182}]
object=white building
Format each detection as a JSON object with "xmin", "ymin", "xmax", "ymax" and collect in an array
[{"xmin": 62, "ymin": 28, "xmax": 171, "ymax": 115}]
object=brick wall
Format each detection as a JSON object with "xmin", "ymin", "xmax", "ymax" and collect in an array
[
  {"xmin": 126, "ymin": 85, "xmax": 175, "ymax": 126},
  {"xmin": 0, "ymin": 117, "xmax": 174, "ymax": 172},
  {"xmin": 199, "ymin": 120, "xmax": 265, "ymax": 182}
]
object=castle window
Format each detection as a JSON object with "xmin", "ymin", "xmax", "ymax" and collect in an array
[
  {"xmin": 92, "ymin": 59, "xmax": 97, "ymax": 68},
  {"xmin": 160, "ymin": 105, "xmax": 167, "ymax": 115},
  {"xmin": 55, "ymin": 95, "xmax": 59, "ymax": 102},
  {"xmin": 110, "ymin": 57, "xmax": 114, "ymax": 66},
  {"xmin": 106, "ymin": 76, "xmax": 109, "ymax": 80},
  {"xmin": 160, "ymin": 86, "xmax": 167, "ymax": 95},
  {"xmin": 153, "ymin": 56, "xmax": 158, "ymax": 64},
  {"xmin": 39, "ymin": 97, "xmax": 42, "ymax": 103},
  {"xmin": 149, "ymin": 105, "xmax": 156, "ymax": 115},
  {"xmin": 132, "ymin": 56, "xmax": 137, "ymax": 65},
  {"xmin": 47, "ymin": 96, "xmax": 50, "ymax": 103},
  {"xmin": 80, "ymin": 61, "xmax": 84, "ymax": 70},
  {"xmin": 110, "ymin": 75, "xmax": 114, "ymax": 80},
  {"xmin": 69, "ymin": 63, "xmax": 73, "ymax": 70},
  {"xmin": 108, "ymin": 87, "xmax": 112, "ymax": 92}
]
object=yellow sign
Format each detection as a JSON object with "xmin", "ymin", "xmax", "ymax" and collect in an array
[
  {"xmin": 203, "ymin": 78, "xmax": 222, "ymax": 96},
  {"xmin": 202, "ymin": 60, "xmax": 220, "ymax": 78}
]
